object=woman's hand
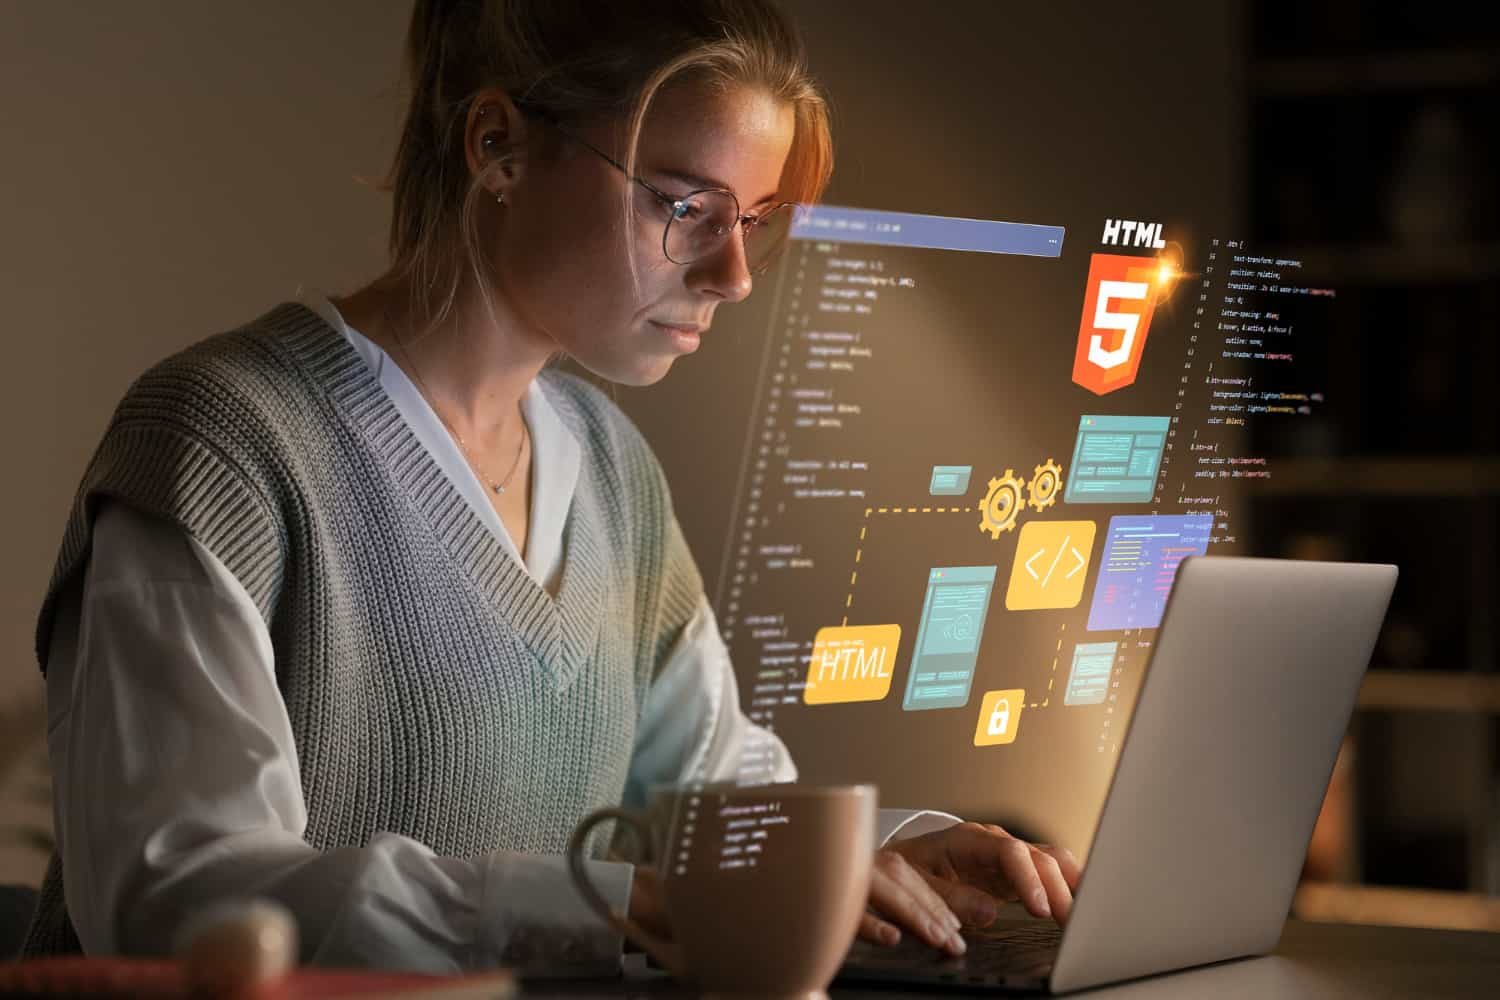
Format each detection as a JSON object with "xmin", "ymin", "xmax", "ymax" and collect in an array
[{"xmin": 859, "ymin": 822, "xmax": 1082, "ymax": 956}]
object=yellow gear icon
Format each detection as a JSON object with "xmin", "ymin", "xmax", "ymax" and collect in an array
[
  {"xmin": 1027, "ymin": 458, "xmax": 1063, "ymax": 512},
  {"xmin": 979, "ymin": 470, "xmax": 1025, "ymax": 539}
]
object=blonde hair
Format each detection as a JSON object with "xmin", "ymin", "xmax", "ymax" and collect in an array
[{"xmin": 369, "ymin": 0, "xmax": 834, "ymax": 338}]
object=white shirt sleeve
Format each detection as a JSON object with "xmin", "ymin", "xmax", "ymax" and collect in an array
[
  {"xmin": 625, "ymin": 597, "xmax": 961, "ymax": 847},
  {"xmin": 46, "ymin": 499, "xmax": 629, "ymax": 976}
]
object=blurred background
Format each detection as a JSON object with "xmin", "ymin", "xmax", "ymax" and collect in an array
[
  {"xmin": 1238, "ymin": 0, "xmax": 1500, "ymax": 930},
  {"xmin": 0, "ymin": 0, "xmax": 1495, "ymax": 945}
]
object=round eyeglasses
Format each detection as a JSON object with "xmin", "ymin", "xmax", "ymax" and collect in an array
[{"xmin": 516, "ymin": 103, "xmax": 796, "ymax": 275}]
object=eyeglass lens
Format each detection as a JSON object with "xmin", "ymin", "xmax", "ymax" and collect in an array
[{"xmin": 662, "ymin": 190, "xmax": 794, "ymax": 273}]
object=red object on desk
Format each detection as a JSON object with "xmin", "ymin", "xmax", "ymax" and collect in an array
[{"xmin": 0, "ymin": 957, "xmax": 516, "ymax": 998}]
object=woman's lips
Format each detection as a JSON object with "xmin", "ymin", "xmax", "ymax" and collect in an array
[{"xmin": 650, "ymin": 320, "xmax": 704, "ymax": 352}]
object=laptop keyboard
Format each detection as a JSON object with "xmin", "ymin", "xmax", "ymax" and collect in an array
[
  {"xmin": 841, "ymin": 920, "xmax": 1061, "ymax": 986},
  {"xmin": 964, "ymin": 923, "xmax": 1062, "ymax": 971}
]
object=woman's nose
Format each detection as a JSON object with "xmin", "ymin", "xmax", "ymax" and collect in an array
[{"xmin": 685, "ymin": 229, "xmax": 754, "ymax": 302}]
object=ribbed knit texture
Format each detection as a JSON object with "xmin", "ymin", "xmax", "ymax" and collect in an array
[{"xmin": 23, "ymin": 301, "xmax": 703, "ymax": 956}]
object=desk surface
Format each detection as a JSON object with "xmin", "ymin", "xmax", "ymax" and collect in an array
[{"xmin": 526, "ymin": 920, "xmax": 1500, "ymax": 998}]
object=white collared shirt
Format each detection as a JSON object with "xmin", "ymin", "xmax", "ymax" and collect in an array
[{"xmin": 43, "ymin": 288, "xmax": 958, "ymax": 974}]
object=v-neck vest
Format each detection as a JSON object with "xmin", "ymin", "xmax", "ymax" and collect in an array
[{"xmin": 25, "ymin": 301, "xmax": 703, "ymax": 955}]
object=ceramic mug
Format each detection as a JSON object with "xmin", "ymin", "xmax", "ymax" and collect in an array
[{"xmin": 567, "ymin": 782, "xmax": 876, "ymax": 999}]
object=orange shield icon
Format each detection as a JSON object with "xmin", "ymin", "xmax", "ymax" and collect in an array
[{"xmin": 1072, "ymin": 253, "xmax": 1160, "ymax": 395}]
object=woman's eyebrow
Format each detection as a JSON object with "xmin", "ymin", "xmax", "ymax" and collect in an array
[{"xmin": 656, "ymin": 168, "xmax": 778, "ymax": 208}]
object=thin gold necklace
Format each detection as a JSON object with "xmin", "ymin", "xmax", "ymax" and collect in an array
[{"xmin": 385, "ymin": 309, "xmax": 529, "ymax": 496}]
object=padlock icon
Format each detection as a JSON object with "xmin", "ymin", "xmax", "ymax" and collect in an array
[
  {"xmin": 975, "ymin": 689, "xmax": 1024, "ymax": 746},
  {"xmin": 988, "ymin": 698, "xmax": 1010, "ymax": 737}
]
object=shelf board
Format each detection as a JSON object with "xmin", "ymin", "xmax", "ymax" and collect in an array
[
  {"xmin": 1293, "ymin": 882, "xmax": 1500, "ymax": 932},
  {"xmin": 1265, "ymin": 242, "xmax": 1500, "ymax": 283},
  {"xmin": 1248, "ymin": 457, "xmax": 1500, "ymax": 497},
  {"xmin": 1253, "ymin": 48, "xmax": 1500, "ymax": 95},
  {"xmin": 1357, "ymin": 671, "xmax": 1500, "ymax": 713}
]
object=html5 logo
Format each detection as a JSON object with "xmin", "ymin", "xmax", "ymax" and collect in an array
[{"xmin": 1071, "ymin": 220, "xmax": 1169, "ymax": 396}]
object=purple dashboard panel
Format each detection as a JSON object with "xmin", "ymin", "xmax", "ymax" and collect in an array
[{"xmin": 1086, "ymin": 514, "xmax": 1214, "ymax": 632}]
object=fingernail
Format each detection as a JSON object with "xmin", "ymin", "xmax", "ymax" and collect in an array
[
  {"xmin": 880, "ymin": 924, "xmax": 901, "ymax": 946},
  {"xmin": 974, "ymin": 901, "xmax": 998, "ymax": 925},
  {"xmin": 1034, "ymin": 891, "xmax": 1052, "ymax": 918},
  {"xmin": 927, "ymin": 920, "xmax": 948, "ymax": 945},
  {"xmin": 945, "ymin": 911, "xmax": 963, "ymax": 933},
  {"xmin": 947, "ymin": 932, "xmax": 967, "ymax": 955}
]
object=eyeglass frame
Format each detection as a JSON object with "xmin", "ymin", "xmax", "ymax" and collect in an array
[{"xmin": 512, "ymin": 101, "xmax": 796, "ymax": 275}]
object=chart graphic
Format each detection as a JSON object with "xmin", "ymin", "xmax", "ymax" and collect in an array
[
  {"xmin": 1005, "ymin": 520, "xmax": 1097, "ymax": 611},
  {"xmin": 902, "ymin": 566, "xmax": 997, "ymax": 711},
  {"xmin": 1064, "ymin": 415, "xmax": 1171, "ymax": 504},
  {"xmin": 1086, "ymin": 515, "xmax": 1214, "ymax": 631},
  {"xmin": 1064, "ymin": 641, "xmax": 1118, "ymax": 706}
]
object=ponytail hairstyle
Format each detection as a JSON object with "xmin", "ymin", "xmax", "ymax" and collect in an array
[{"xmin": 370, "ymin": 0, "xmax": 834, "ymax": 338}]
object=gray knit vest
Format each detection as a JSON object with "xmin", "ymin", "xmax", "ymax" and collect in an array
[{"xmin": 23, "ymin": 301, "xmax": 703, "ymax": 956}]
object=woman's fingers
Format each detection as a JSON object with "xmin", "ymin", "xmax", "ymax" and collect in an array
[
  {"xmin": 970, "ymin": 833, "xmax": 1052, "ymax": 918},
  {"xmin": 1033, "ymin": 843, "xmax": 1083, "ymax": 894},
  {"xmin": 1029, "ymin": 846, "xmax": 1074, "ymax": 926},
  {"xmin": 925, "ymin": 874, "xmax": 1002, "ymax": 929},
  {"xmin": 953, "ymin": 825, "xmax": 1071, "ymax": 923},
  {"xmin": 867, "ymin": 851, "xmax": 966, "ymax": 955},
  {"xmin": 858, "ymin": 910, "xmax": 902, "ymax": 948}
]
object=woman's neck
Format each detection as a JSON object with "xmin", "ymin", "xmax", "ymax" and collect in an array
[{"xmin": 332, "ymin": 282, "xmax": 551, "ymax": 443}]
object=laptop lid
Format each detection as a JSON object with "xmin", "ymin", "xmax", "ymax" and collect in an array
[{"xmin": 1049, "ymin": 556, "xmax": 1396, "ymax": 993}]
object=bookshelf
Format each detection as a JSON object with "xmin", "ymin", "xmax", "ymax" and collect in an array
[{"xmin": 1245, "ymin": 3, "xmax": 1500, "ymax": 920}]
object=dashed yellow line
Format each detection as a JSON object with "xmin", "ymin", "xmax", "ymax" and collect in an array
[
  {"xmin": 1032, "ymin": 626, "xmax": 1067, "ymax": 709},
  {"xmin": 844, "ymin": 501, "xmax": 981, "ymax": 626},
  {"xmin": 863, "ymin": 505, "xmax": 974, "ymax": 516}
]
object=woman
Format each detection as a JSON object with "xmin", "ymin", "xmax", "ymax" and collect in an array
[{"xmin": 27, "ymin": 0, "xmax": 1077, "ymax": 974}]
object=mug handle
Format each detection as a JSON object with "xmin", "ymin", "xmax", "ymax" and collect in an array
[{"xmin": 566, "ymin": 807, "xmax": 684, "ymax": 977}]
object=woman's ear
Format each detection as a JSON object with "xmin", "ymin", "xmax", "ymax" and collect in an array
[{"xmin": 465, "ymin": 89, "xmax": 528, "ymax": 198}]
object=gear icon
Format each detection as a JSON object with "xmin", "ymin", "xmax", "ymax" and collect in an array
[
  {"xmin": 979, "ymin": 470, "xmax": 1025, "ymax": 539},
  {"xmin": 1027, "ymin": 459, "xmax": 1063, "ymax": 512}
]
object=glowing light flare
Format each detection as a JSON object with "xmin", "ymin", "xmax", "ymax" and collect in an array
[{"xmin": 1147, "ymin": 241, "xmax": 1193, "ymax": 305}]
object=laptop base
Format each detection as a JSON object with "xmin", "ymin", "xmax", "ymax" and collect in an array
[{"xmin": 838, "ymin": 920, "xmax": 1058, "ymax": 991}]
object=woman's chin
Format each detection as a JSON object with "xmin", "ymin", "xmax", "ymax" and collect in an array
[{"xmin": 575, "ymin": 351, "xmax": 677, "ymax": 388}]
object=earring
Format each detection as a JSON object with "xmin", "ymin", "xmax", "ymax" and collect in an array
[{"xmin": 496, "ymin": 191, "xmax": 505, "ymax": 206}]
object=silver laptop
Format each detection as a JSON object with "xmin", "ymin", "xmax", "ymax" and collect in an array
[{"xmin": 839, "ymin": 555, "xmax": 1397, "ymax": 993}]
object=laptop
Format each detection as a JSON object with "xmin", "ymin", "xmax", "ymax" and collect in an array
[{"xmin": 838, "ymin": 555, "xmax": 1397, "ymax": 993}]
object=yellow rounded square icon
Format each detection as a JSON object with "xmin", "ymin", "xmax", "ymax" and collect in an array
[
  {"xmin": 1005, "ymin": 520, "xmax": 1097, "ymax": 611},
  {"xmin": 804, "ymin": 625, "xmax": 902, "ymax": 704},
  {"xmin": 974, "ymin": 689, "xmax": 1025, "ymax": 746}
]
